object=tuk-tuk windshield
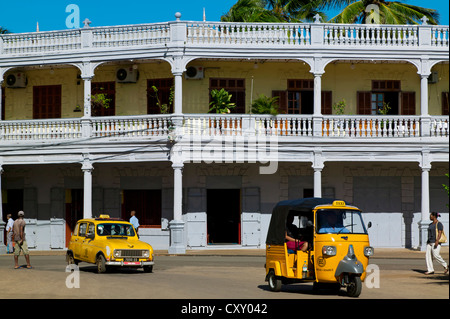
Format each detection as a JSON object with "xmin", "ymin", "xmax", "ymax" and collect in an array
[{"xmin": 316, "ymin": 209, "xmax": 367, "ymax": 234}]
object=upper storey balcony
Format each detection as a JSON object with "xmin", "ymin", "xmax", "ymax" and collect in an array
[{"xmin": 0, "ymin": 15, "xmax": 448, "ymax": 155}]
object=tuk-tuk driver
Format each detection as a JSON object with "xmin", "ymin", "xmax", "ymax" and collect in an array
[
  {"xmin": 318, "ymin": 211, "xmax": 350, "ymax": 234},
  {"xmin": 285, "ymin": 214, "xmax": 308, "ymax": 253}
]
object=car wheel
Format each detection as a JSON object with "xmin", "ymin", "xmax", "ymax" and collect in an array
[
  {"xmin": 143, "ymin": 265, "xmax": 153, "ymax": 273},
  {"xmin": 66, "ymin": 252, "xmax": 78, "ymax": 266},
  {"xmin": 96, "ymin": 255, "xmax": 107, "ymax": 274},
  {"xmin": 347, "ymin": 276, "xmax": 362, "ymax": 297},
  {"xmin": 267, "ymin": 270, "xmax": 282, "ymax": 292}
]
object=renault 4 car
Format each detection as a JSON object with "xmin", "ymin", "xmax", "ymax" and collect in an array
[{"xmin": 67, "ymin": 215, "xmax": 154, "ymax": 273}]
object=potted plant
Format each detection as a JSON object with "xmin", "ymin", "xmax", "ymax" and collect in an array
[
  {"xmin": 208, "ymin": 88, "xmax": 236, "ymax": 114},
  {"xmin": 251, "ymin": 94, "xmax": 279, "ymax": 116}
]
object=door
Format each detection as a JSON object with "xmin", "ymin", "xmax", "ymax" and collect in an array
[
  {"xmin": 33, "ymin": 85, "xmax": 61, "ymax": 119},
  {"xmin": 122, "ymin": 190, "xmax": 162, "ymax": 227},
  {"xmin": 72, "ymin": 222, "xmax": 88, "ymax": 260},
  {"xmin": 207, "ymin": 189, "xmax": 241, "ymax": 244},
  {"xmin": 65, "ymin": 189, "xmax": 83, "ymax": 247}
]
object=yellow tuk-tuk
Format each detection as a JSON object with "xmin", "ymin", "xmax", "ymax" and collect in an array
[{"xmin": 265, "ymin": 198, "xmax": 373, "ymax": 297}]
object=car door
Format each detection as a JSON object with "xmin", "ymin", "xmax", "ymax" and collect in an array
[
  {"xmin": 74, "ymin": 222, "xmax": 88, "ymax": 261},
  {"xmin": 84, "ymin": 222, "xmax": 98, "ymax": 263}
]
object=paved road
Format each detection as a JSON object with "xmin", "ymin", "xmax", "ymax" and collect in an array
[{"xmin": 0, "ymin": 253, "xmax": 448, "ymax": 300}]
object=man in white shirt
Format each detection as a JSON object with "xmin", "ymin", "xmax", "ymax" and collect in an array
[
  {"xmin": 129, "ymin": 210, "xmax": 140, "ymax": 234},
  {"xmin": 6, "ymin": 214, "xmax": 14, "ymax": 254}
]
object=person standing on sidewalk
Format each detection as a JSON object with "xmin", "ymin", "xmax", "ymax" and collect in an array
[
  {"xmin": 129, "ymin": 210, "xmax": 140, "ymax": 234},
  {"xmin": 5, "ymin": 214, "xmax": 14, "ymax": 254},
  {"xmin": 13, "ymin": 211, "xmax": 32, "ymax": 269},
  {"xmin": 425, "ymin": 212, "xmax": 448, "ymax": 275}
]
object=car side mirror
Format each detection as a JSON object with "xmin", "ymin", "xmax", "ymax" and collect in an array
[
  {"xmin": 86, "ymin": 232, "xmax": 95, "ymax": 239},
  {"xmin": 367, "ymin": 222, "xmax": 372, "ymax": 229}
]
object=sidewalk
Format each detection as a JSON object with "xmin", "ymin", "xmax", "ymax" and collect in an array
[{"xmin": 3, "ymin": 246, "xmax": 447, "ymax": 259}]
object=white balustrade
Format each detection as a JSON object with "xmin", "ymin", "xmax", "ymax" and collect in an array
[
  {"xmin": 1, "ymin": 22, "xmax": 448, "ymax": 56},
  {"xmin": 0, "ymin": 118, "xmax": 82, "ymax": 140},
  {"xmin": 430, "ymin": 116, "xmax": 449, "ymax": 137},
  {"xmin": 0, "ymin": 115, "xmax": 447, "ymax": 142},
  {"xmin": 186, "ymin": 22, "xmax": 311, "ymax": 46},
  {"xmin": 92, "ymin": 23, "xmax": 170, "ymax": 48},
  {"xmin": 431, "ymin": 26, "xmax": 449, "ymax": 47},
  {"xmin": 90, "ymin": 115, "xmax": 172, "ymax": 138},
  {"xmin": 323, "ymin": 24, "xmax": 418, "ymax": 46},
  {"xmin": 322, "ymin": 115, "xmax": 422, "ymax": 138}
]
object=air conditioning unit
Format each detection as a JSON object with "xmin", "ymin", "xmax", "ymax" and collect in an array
[
  {"xmin": 6, "ymin": 72, "xmax": 27, "ymax": 88},
  {"xmin": 116, "ymin": 67, "xmax": 139, "ymax": 83},
  {"xmin": 185, "ymin": 66, "xmax": 204, "ymax": 80},
  {"xmin": 428, "ymin": 71, "xmax": 438, "ymax": 84}
]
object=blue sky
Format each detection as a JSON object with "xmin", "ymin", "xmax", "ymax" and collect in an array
[{"xmin": 0, "ymin": 0, "xmax": 448, "ymax": 33}]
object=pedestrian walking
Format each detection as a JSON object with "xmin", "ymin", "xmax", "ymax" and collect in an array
[
  {"xmin": 5, "ymin": 214, "xmax": 14, "ymax": 254},
  {"xmin": 13, "ymin": 211, "xmax": 32, "ymax": 269},
  {"xmin": 129, "ymin": 210, "xmax": 140, "ymax": 234},
  {"xmin": 425, "ymin": 212, "xmax": 448, "ymax": 275}
]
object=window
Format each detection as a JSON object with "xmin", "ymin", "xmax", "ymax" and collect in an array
[
  {"xmin": 316, "ymin": 210, "xmax": 367, "ymax": 234},
  {"xmin": 273, "ymin": 80, "xmax": 331, "ymax": 114},
  {"xmin": 77, "ymin": 223, "xmax": 88, "ymax": 237},
  {"xmin": 96, "ymin": 223, "xmax": 135, "ymax": 237},
  {"xmin": 357, "ymin": 80, "xmax": 407, "ymax": 115},
  {"xmin": 33, "ymin": 85, "xmax": 61, "ymax": 119},
  {"xmin": 92, "ymin": 82, "xmax": 115, "ymax": 116},
  {"xmin": 443, "ymin": 92, "xmax": 449, "ymax": 115},
  {"xmin": 210, "ymin": 78, "xmax": 246, "ymax": 113},
  {"xmin": 147, "ymin": 78, "xmax": 174, "ymax": 114}
]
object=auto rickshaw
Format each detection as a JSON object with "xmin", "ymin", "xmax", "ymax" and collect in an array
[{"xmin": 265, "ymin": 198, "xmax": 373, "ymax": 297}]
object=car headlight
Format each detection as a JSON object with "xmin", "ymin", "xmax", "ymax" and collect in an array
[
  {"xmin": 113, "ymin": 250, "xmax": 121, "ymax": 258},
  {"xmin": 322, "ymin": 246, "xmax": 337, "ymax": 256},
  {"xmin": 364, "ymin": 246, "xmax": 374, "ymax": 257},
  {"xmin": 143, "ymin": 250, "xmax": 150, "ymax": 258}
]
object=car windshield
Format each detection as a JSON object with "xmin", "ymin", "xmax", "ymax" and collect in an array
[
  {"xmin": 316, "ymin": 209, "xmax": 367, "ymax": 234},
  {"xmin": 96, "ymin": 223, "xmax": 135, "ymax": 237}
]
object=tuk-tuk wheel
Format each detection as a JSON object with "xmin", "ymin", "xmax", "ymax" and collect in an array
[
  {"xmin": 267, "ymin": 270, "xmax": 282, "ymax": 292},
  {"xmin": 346, "ymin": 276, "xmax": 362, "ymax": 297}
]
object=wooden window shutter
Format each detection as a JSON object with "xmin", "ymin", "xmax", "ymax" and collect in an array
[
  {"xmin": 33, "ymin": 85, "xmax": 62, "ymax": 119},
  {"xmin": 401, "ymin": 92, "xmax": 416, "ymax": 115},
  {"xmin": 321, "ymin": 91, "xmax": 332, "ymax": 115},
  {"xmin": 272, "ymin": 90, "xmax": 288, "ymax": 114},
  {"xmin": 442, "ymin": 92, "xmax": 449, "ymax": 115},
  {"xmin": 1, "ymin": 87, "xmax": 5, "ymax": 120},
  {"xmin": 92, "ymin": 82, "xmax": 116, "ymax": 117},
  {"xmin": 357, "ymin": 91, "xmax": 372, "ymax": 115}
]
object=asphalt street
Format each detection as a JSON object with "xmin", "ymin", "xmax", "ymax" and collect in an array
[{"xmin": 0, "ymin": 250, "xmax": 448, "ymax": 300}]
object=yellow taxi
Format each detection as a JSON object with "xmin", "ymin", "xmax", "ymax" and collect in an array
[{"xmin": 66, "ymin": 215, "xmax": 154, "ymax": 273}]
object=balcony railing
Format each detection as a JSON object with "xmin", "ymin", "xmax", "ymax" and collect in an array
[
  {"xmin": 1, "ymin": 115, "xmax": 447, "ymax": 142},
  {"xmin": 1, "ymin": 20, "xmax": 448, "ymax": 56}
]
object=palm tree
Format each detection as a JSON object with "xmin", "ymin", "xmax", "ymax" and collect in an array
[
  {"xmin": 0, "ymin": 27, "xmax": 10, "ymax": 34},
  {"xmin": 221, "ymin": 0, "xmax": 327, "ymax": 22},
  {"xmin": 321, "ymin": 0, "xmax": 439, "ymax": 24}
]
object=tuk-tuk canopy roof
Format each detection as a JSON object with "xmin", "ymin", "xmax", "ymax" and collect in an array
[{"xmin": 266, "ymin": 198, "xmax": 337, "ymax": 245}]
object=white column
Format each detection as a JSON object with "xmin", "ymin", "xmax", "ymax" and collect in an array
[
  {"xmin": 312, "ymin": 151, "xmax": 324, "ymax": 198},
  {"xmin": 173, "ymin": 72, "xmax": 183, "ymax": 115},
  {"xmin": 168, "ymin": 162, "xmax": 186, "ymax": 254},
  {"xmin": 418, "ymin": 154, "xmax": 431, "ymax": 251},
  {"xmin": 82, "ymin": 159, "xmax": 94, "ymax": 219},
  {"xmin": 420, "ymin": 74, "xmax": 429, "ymax": 116},
  {"xmin": 172, "ymin": 163, "xmax": 183, "ymax": 221},
  {"xmin": 83, "ymin": 76, "xmax": 92, "ymax": 118},
  {"xmin": 313, "ymin": 73, "xmax": 322, "ymax": 116},
  {"xmin": 313, "ymin": 168, "xmax": 322, "ymax": 198}
]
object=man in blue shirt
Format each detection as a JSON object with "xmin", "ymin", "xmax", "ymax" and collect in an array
[
  {"xmin": 318, "ymin": 212, "xmax": 350, "ymax": 234},
  {"xmin": 129, "ymin": 210, "xmax": 140, "ymax": 234}
]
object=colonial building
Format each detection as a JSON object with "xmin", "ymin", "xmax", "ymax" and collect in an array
[{"xmin": 0, "ymin": 14, "xmax": 448, "ymax": 253}]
